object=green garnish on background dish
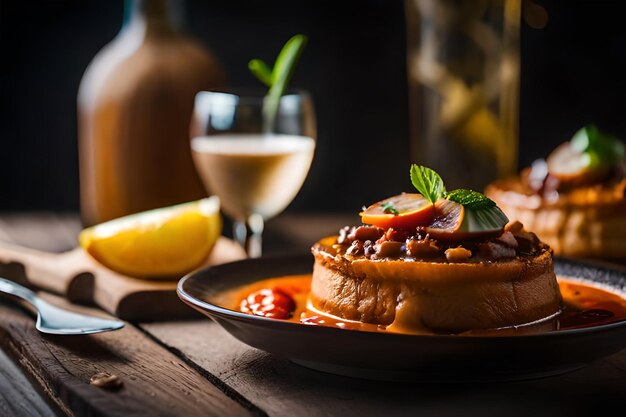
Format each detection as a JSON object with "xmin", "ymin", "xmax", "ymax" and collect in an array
[{"xmin": 570, "ymin": 124, "xmax": 625, "ymax": 169}]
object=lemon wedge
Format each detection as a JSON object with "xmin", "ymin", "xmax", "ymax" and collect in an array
[{"xmin": 79, "ymin": 197, "xmax": 222, "ymax": 279}]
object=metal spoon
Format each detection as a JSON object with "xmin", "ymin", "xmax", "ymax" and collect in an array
[{"xmin": 0, "ymin": 277, "xmax": 124, "ymax": 335}]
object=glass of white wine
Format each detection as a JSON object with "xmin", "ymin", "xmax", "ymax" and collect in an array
[{"xmin": 190, "ymin": 89, "xmax": 316, "ymax": 257}]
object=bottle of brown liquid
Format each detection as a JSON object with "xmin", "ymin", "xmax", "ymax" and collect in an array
[{"xmin": 78, "ymin": 0, "xmax": 225, "ymax": 226}]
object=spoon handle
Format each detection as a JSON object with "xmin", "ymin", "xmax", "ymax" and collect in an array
[
  {"xmin": 0, "ymin": 276, "xmax": 39, "ymax": 306},
  {"xmin": 0, "ymin": 276, "xmax": 125, "ymax": 335}
]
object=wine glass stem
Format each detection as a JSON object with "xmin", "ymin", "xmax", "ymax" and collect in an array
[{"xmin": 233, "ymin": 213, "xmax": 264, "ymax": 258}]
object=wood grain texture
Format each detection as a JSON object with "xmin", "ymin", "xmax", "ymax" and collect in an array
[
  {"xmin": 0, "ymin": 295, "xmax": 260, "ymax": 417},
  {"xmin": 0, "ymin": 348, "xmax": 58, "ymax": 417},
  {"xmin": 3, "ymin": 213, "xmax": 625, "ymax": 417},
  {"xmin": 0, "ymin": 237, "xmax": 246, "ymax": 321},
  {"xmin": 0, "ymin": 242, "xmax": 94, "ymax": 303},
  {"xmin": 142, "ymin": 320, "xmax": 626, "ymax": 417}
]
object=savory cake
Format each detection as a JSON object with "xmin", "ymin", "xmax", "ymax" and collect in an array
[
  {"xmin": 485, "ymin": 125, "xmax": 626, "ymax": 262},
  {"xmin": 310, "ymin": 165, "xmax": 562, "ymax": 333}
]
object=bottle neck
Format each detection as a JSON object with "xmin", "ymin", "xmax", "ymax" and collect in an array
[{"xmin": 122, "ymin": 0, "xmax": 183, "ymax": 35}]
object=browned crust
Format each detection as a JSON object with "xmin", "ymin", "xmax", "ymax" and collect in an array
[
  {"xmin": 310, "ymin": 244, "xmax": 561, "ymax": 331},
  {"xmin": 486, "ymin": 179, "xmax": 626, "ymax": 261},
  {"xmin": 486, "ymin": 177, "xmax": 626, "ymax": 209}
]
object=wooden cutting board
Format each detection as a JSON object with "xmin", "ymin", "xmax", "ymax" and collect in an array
[{"xmin": 0, "ymin": 238, "xmax": 246, "ymax": 321}]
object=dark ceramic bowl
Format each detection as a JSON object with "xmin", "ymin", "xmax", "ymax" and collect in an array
[{"xmin": 177, "ymin": 253, "xmax": 626, "ymax": 382}]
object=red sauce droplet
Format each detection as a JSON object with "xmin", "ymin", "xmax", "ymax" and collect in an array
[{"xmin": 240, "ymin": 287, "xmax": 296, "ymax": 319}]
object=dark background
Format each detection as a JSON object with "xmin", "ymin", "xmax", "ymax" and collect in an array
[{"xmin": 1, "ymin": 0, "xmax": 626, "ymax": 214}]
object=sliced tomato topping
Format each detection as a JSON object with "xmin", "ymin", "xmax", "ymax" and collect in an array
[{"xmin": 359, "ymin": 193, "xmax": 435, "ymax": 230}]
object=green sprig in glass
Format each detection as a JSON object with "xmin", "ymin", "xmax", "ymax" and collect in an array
[
  {"xmin": 190, "ymin": 34, "xmax": 314, "ymax": 258},
  {"xmin": 249, "ymin": 34, "xmax": 308, "ymax": 133}
]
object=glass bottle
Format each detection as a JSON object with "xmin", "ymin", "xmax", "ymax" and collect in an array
[
  {"xmin": 78, "ymin": 0, "xmax": 225, "ymax": 226},
  {"xmin": 405, "ymin": 0, "xmax": 521, "ymax": 191}
]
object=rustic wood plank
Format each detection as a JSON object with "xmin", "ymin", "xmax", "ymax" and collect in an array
[
  {"xmin": 0, "ymin": 348, "xmax": 58, "ymax": 417},
  {"xmin": 142, "ymin": 320, "xmax": 626, "ymax": 417},
  {"xmin": 0, "ymin": 238, "xmax": 245, "ymax": 321},
  {"xmin": 4, "ymin": 213, "xmax": 625, "ymax": 416},
  {"xmin": 0, "ymin": 295, "xmax": 261, "ymax": 417},
  {"xmin": 0, "ymin": 242, "xmax": 94, "ymax": 303}
]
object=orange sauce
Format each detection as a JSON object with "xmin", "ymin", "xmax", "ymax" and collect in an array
[{"xmin": 215, "ymin": 275, "xmax": 626, "ymax": 336}]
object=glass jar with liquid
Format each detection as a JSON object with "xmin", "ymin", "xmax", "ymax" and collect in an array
[
  {"xmin": 78, "ymin": 0, "xmax": 225, "ymax": 226},
  {"xmin": 405, "ymin": 0, "xmax": 521, "ymax": 191}
]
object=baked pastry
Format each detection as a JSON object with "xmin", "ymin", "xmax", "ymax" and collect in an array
[
  {"xmin": 310, "ymin": 165, "xmax": 562, "ymax": 333},
  {"xmin": 485, "ymin": 125, "xmax": 626, "ymax": 262}
]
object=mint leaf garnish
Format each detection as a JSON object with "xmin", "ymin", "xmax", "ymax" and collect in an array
[
  {"xmin": 570, "ymin": 124, "xmax": 625, "ymax": 168},
  {"xmin": 248, "ymin": 34, "xmax": 308, "ymax": 133},
  {"xmin": 407, "ymin": 165, "xmax": 508, "ymax": 233},
  {"xmin": 410, "ymin": 164, "xmax": 446, "ymax": 204},
  {"xmin": 406, "ymin": 165, "xmax": 508, "ymax": 233},
  {"xmin": 446, "ymin": 189, "xmax": 496, "ymax": 210},
  {"xmin": 381, "ymin": 202, "xmax": 399, "ymax": 215}
]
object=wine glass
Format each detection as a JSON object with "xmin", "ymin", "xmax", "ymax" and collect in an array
[{"xmin": 190, "ymin": 89, "xmax": 316, "ymax": 258}]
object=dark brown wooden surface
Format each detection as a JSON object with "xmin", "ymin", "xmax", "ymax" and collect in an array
[
  {"xmin": 0, "ymin": 348, "xmax": 56, "ymax": 417},
  {"xmin": 0, "ymin": 293, "xmax": 258, "ymax": 417},
  {"xmin": 0, "ymin": 212, "xmax": 353, "ymax": 417},
  {"xmin": 1, "ymin": 213, "xmax": 626, "ymax": 417},
  {"xmin": 0, "ymin": 238, "xmax": 246, "ymax": 321},
  {"xmin": 142, "ymin": 320, "xmax": 626, "ymax": 417}
]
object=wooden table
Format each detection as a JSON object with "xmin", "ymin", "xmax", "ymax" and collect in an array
[{"xmin": 1, "ymin": 213, "xmax": 625, "ymax": 417}]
